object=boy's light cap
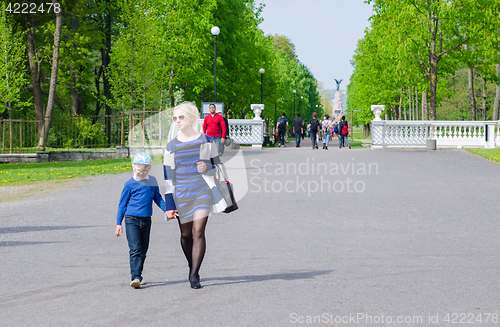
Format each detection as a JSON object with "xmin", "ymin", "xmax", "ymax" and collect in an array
[{"xmin": 133, "ymin": 152, "xmax": 152, "ymax": 165}]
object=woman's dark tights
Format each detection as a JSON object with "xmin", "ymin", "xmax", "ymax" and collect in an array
[{"xmin": 178, "ymin": 214, "xmax": 208, "ymax": 282}]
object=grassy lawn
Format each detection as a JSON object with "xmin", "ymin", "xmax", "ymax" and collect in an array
[
  {"xmin": 352, "ymin": 130, "xmax": 371, "ymax": 140},
  {"xmin": 468, "ymin": 148, "xmax": 500, "ymax": 164},
  {"xmin": 0, "ymin": 156, "xmax": 163, "ymax": 187}
]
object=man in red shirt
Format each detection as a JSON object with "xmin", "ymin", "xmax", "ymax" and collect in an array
[{"xmin": 203, "ymin": 103, "xmax": 226, "ymax": 155}]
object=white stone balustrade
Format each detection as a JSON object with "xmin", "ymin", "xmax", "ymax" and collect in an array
[
  {"xmin": 372, "ymin": 120, "xmax": 500, "ymax": 149},
  {"xmin": 197, "ymin": 119, "xmax": 263, "ymax": 146}
]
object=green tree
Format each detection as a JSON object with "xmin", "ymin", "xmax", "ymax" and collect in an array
[{"xmin": 0, "ymin": 2, "xmax": 28, "ymax": 116}]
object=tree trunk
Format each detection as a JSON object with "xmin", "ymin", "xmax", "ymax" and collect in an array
[
  {"xmin": 494, "ymin": 63, "xmax": 500, "ymax": 121},
  {"xmin": 159, "ymin": 77, "xmax": 164, "ymax": 111},
  {"xmin": 169, "ymin": 67, "xmax": 175, "ymax": 108},
  {"xmin": 398, "ymin": 92, "xmax": 402, "ymax": 120},
  {"xmin": 362, "ymin": 123, "xmax": 371, "ymax": 137},
  {"xmin": 415, "ymin": 87, "xmax": 419, "ymax": 120},
  {"xmin": 429, "ymin": 59, "xmax": 438, "ymax": 120},
  {"xmin": 468, "ymin": 68, "xmax": 476, "ymax": 121},
  {"xmin": 103, "ymin": 0, "xmax": 112, "ymax": 144},
  {"xmin": 5, "ymin": 61, "xmax": 11, "ymax": 119},
  {"xmin": 129, "ymin": 6, "xmax": 135, "ymax": 112},
  {"xmin": 422, "ymin": 90, "xmax": 428, "ymax": 120},
  {"xmin": 24, "ymin": 15, "xmax": 44, "ymax": 135},
  {"xmin": 69, "ymin": 13, "xmax": 81, "ymax": 117},
  {"xmin": 38, "ymin": 0, "xmax": 62, "ymax": 147},
  {"xmin": 408, "ymin": 86, "xmax": 413, "ymax": 120},
  {"xmin": 493, "ymin": 28, "xmax": 500, "ymax": 121},
  {"xmin": 428, "ymin": 5, "xmax": 438, "ymax": 121},
  {"xmin": 481, "ymin": 77, "xmax": 486, "ymax": 121},
  {"xmin": 143, "ymin": 85, "xmax": 146, "ymax": 112},
  {"xmin": 94, "ymin": 66, "xmax": 102, "ymax": 122},
  {"xmin": 403, "ymin": 87, "xmax": 407, "ymax": 120}
]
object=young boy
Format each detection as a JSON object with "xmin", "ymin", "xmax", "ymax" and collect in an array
[{"xmin": 116, "ymin": 152, "xmax": 166, "ymax": 288}]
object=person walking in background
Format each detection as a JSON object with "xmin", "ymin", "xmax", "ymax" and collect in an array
[
  {"xmin": 276, "ymin": 112, "xmax": 288, "ymax": 148},
  {"xmin": 317, "ymin": 117, "xmax": 322, "ymax": 146},
  {"xmin": 308, "ymin": 112, "xmax": 320, "ymax": 149},
  {"xmin": 203, "ymin": 103, "xmax": 226, "ymax": 155},
  {"xmin": 219, "ymin": 112, "xmax": 230, "ymax": 156},
  {"xmin": 115, "ymin": 152, "xmax": 166, "ymax": 289},
  {"xmin": 292, "ymin": 113, "xmax": 303, "ymax": 147},
  {"xmin": 321, "ymin": 114, "xmax": 332, "ymax": 150},
  {"xmin": 165, "ymin": 102, "xmax": 221, "ymax": 289},
  {"xmin": 338, "ymin": 115, "xmax": 351, "ymax": 149}
]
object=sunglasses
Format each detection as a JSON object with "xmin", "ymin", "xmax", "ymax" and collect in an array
[{"xmin": 172, "ymin": 115, "xmax": 186, "ymax": 122}]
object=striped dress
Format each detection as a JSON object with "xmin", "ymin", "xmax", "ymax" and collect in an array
[{"xmin": 169, "ymin": 135, "xmax": 214, "ymax": 220}]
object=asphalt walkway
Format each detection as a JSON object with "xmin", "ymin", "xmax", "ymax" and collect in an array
[{"xmin": 1, "ymin": 139, "xmax": 499, "ymax": 326}]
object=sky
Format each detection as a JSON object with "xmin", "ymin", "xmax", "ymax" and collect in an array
[{"xmin": 258, "ymin": 0, "xmax": 374, "ymax": 91}]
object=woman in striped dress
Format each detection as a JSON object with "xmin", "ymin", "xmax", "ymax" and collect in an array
[{"xmin": 164, "ymin": 102, "xmax": 219, "ymax": 289}]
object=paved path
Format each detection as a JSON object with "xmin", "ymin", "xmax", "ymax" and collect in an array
[{"xmin": 1, "ymin": 140, "xmax": 499, "ymax": 326}]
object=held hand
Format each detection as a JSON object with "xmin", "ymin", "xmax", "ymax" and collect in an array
[
  {"xmin": 166, "ymin": 210, "xmax": 178, "ymax": 219},
  {"xmin": 197, "ymin": 161, "xmax": 207, "ymax": 174},
  {"xmin": 115, "ymin": 225, "xmax": 122, "ymax": 237}
]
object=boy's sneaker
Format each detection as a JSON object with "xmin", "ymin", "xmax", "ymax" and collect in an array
[
  {"xmin": 130, "ymin": 279, "xmax": 141, "ymax": 288},
  {"xmin": 141, "ymin": 279, "xmax": 146, "ymax": 285}
]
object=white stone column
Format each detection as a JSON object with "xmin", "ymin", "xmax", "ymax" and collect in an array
[
  {"xmin": 371, "ymin": 105, "xmax": 385, "ymax": 149},
  {"xmin": 485, "ymin": 123, "xmax": 496, "ymax": 149},
  {"xmin": 250, "ymin": 104, "xmax": 264, "ymax": 149}
]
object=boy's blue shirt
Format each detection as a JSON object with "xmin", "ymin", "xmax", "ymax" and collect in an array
[{"xmin": 116, "ymin": 175, "xmax": 166, "ymax": 225}]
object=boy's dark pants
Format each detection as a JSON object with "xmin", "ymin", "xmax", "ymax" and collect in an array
[{"xmin": 125, "ymin": 216, "xmax": 151, "ymax": 281}]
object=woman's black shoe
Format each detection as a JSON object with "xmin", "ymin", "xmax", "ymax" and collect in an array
[{"xmin": 190, "ymin": 280, "xmax": 201, "ymax": 289}]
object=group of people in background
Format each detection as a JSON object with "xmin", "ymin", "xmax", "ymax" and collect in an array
[{"xmin": 276, "ymin": 112, "xmax": 351, "ymax": 150}]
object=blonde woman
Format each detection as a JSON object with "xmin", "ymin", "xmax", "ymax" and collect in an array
[{"xmin": 164, "ymin": 102, "xmax": 222, "ymax": 289}]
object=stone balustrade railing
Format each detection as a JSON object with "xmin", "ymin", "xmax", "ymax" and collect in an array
[
  {"xmin": 371, "ymin": 120, "xmax": 500, "ymax": 149},
  {"xmin": 196, "ymin": 119, "xmax": 263, "ymax": 145}
]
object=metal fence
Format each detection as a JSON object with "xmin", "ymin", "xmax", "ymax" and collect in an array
[
  {"xmin": 1, "ymin": 111, "xmax": 268, "ymax": 153},
  {"xmin": 1, "ymin": 111, "xmax": 163, "ymax": 154}
]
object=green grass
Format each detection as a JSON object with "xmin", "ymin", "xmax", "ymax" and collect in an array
[
  {"xmin": 348, "ymin": 140, "xmax": 364, "ymax": 149},
  {"xmin": 0, "ymin": 156, "xmax": 163, "ymax": 186},
  {"xmin": 468, "ymin": 148, "xmax": 500, "ymax": 164},
  {"xmin": 351, "ymin": 130, "xmax": 371, "ymax": 140}
]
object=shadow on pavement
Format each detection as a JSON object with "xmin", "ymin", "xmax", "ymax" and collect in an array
[
  {"xmin": 0, "ymin": 225, "xmax": 99, "ymax": 234},
  {"xmin": 143, "ymin": 270, "xmax": 333, "ymax": 289},
  {"xmin": 0, "ymin": 241, "xmax": 67, "ymax": 247}
]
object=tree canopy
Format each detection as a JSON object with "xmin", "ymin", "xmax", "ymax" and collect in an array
[
  {"xmin": 0, "ymin": 0, "xmax": 321, "ymax": 128},
  {"xmin": 348, "ymin": 0, "xmax": 500, "ymax": 126}
]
